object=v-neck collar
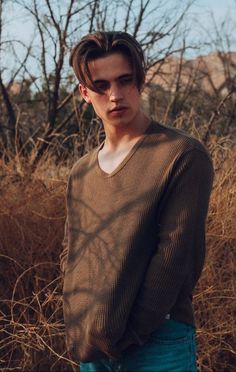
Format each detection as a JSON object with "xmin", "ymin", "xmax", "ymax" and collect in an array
[{"xmin": 94, "ymin": 121, "xmax": 154, "ymax": 178}]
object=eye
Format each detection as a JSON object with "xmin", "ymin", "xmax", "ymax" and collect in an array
[
  {"xmin": 94, "ymin": 81, "xmax": 109, "ymax": 92},
  {"xmin": 119, "ymin": 76, "xmax": 134, "ymax": 85}
]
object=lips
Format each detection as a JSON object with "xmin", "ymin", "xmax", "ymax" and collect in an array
[{"xmin": 109, "ymin": 106, "xmax": 128, "ymax": 115}]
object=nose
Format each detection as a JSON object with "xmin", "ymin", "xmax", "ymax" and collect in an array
[{"xmin": 109, "ymin": 82, "xmax": 123, "ymax": 102}]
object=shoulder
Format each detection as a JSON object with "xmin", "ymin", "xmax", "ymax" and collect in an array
[
  {"xmin": 148, "ymin": 121, "xmax": 212, "ymax": 161},
  {"xmin": 69, "ymin": 146, "xmax": 99, "ymax": 179}
]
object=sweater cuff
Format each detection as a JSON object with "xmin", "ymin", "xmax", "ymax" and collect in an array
[
  {"xmin": 116, "ymin": 323, "xmax": 150, "ymax": 353},
  {"xmin": 129, "ymin": 304, "xmax": 166, "ymax": 337}
]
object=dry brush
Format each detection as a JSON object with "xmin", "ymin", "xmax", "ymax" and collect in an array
[{"xmin": 0, "ymin": 136, "xmax": 235, "ymax": 371}]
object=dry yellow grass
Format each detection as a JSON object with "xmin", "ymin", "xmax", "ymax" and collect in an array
[
  {"xmin": 0, "ymin": 136, "xmax": 235, "ymax": 371},
  {"xmin": 194, "ymin": 137, "xmax": 236, "ymax": 371}
]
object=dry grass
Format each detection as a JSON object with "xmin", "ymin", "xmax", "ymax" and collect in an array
[
  {"xmin": 194, "ymin": 137, "xmax": 236, "ymax": 371},
  {"xmin": 0, "ymin": 136, "xmax": 235, "ymax": 371}
]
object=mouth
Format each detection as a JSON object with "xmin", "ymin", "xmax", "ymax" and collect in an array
[{"xmin": 109, "ymin": 106, "xmax": 128, "ymax": 115}]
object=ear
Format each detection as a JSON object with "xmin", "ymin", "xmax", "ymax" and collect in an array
[{"xmin": 79, "ymin": 84, "xmax": 91, "ymax": 103}]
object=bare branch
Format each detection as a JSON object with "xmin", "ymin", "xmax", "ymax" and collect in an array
[{"xmin": 133, "ymin": 0, "xmax": 151, "ymax": 38}]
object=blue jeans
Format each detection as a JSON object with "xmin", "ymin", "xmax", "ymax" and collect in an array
[{"xmin": 79, "ymin": 320, "xmax": 198, "ymax": 371}]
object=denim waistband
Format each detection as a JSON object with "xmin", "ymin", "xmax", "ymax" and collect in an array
[{"xmin": 151, "ymin": 319, "xmax": 195, "ymax": 338}]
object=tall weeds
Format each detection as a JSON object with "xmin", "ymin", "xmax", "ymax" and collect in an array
[
  {"xmin": 194, "ymin": 137, "xmax": 236, "ymax": 371},
  {"xmin": 0, "ymin": 136, "xmax": 235, "ymax": 371}
]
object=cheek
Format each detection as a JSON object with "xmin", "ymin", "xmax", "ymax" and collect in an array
[
  {"xmin": 92, "ymin": 99, "xmax": 106, "ymax": 116},
  {"xmin": 129, "ymin": 91, "xmax": 141, "ymax": 106},
  {"xmin": 127, "ymin": 85, "xmax": 141, "ymax": 99}
]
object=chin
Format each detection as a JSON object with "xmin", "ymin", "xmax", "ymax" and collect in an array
[
  {"xmin": 112, "ymin": 115, "xmax": 135, "ymax": 126},
  {"xmin": 111, "ymin": 120, "xmax": 132, "ymax": 128}
]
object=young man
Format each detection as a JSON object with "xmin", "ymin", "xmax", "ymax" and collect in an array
[{"xmin": 61, "ymin": 31, "xmax": 214, "ymax": 371}]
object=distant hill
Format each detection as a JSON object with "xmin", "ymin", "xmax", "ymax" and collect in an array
[
  {"xmin": 146, "ymin": 51, "xmax": 236, "ymax": 96},
  {"xmin": 8, "ymin": 51, "xmax": 236, "ymax": 99}
]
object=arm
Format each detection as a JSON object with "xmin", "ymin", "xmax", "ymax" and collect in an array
[
  {"xmin": 60, "ymin": 175, "xmax": 72, "ymax": 274},
  {"xmin": 119, "ymin": 148, "xmax": 214, "ymax": 347},
  {"xmin": 60, "ymin": 218, "xmax": 69, "ymax": 274}
]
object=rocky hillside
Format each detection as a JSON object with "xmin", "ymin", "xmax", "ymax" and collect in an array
[{"xmin": 146, "ymin": 51, "xmax": 236, "ymax": 96}]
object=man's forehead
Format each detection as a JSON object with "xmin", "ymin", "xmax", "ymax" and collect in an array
[{"xmin": 87, "ymin": 52, "xmax": 133, "ymax": 80}]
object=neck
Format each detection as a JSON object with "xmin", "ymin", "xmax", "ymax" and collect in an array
[{"xmin": 103, "ymin": 112, "xmax": 150, "ymax": 151}]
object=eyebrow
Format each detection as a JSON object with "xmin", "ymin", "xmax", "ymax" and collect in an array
[{"xmin": 92, "ymin": 73, "xmax": 134, "ymax": 84}]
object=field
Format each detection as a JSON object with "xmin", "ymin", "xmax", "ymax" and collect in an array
[{"xmin": 0, "ymin": 135, "xmax": 235, "ymax": 371}]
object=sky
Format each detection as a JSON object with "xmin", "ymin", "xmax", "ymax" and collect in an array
[
  {"xmin": 1, "ymin": 0, "xmax": 236, "ymax": 82},
  {"xmin": 187, "ymin": 0, "xmax": 236, "ymax": 53},
  {"xmin": 192, "ymin": 0, "xmax": 234, "ymax": 19},
  {"xmin": 4, "ymin": 0, "xmax": 236, "ymax": 50}
]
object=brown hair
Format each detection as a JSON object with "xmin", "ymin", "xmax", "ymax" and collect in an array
[{"xmin": 69, "ymin": 31, "xmax": 146, "ymax": 92}]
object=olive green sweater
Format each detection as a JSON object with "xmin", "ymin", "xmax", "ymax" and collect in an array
[{"xmin": 61, "ymin": 121, "xmax": 214, "ymax": 363}]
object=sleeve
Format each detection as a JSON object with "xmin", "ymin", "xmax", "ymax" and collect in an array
[
  {"xmin": 118, "ymin": 148, "xmax": 214, "ymax": 348},
  {"xmin": 60, "ymin": 218, "xmax": 69, "ymax": 274},
  {"xmin": 60, "ymin": 175, "xmax": 72, "ymax": 274}
]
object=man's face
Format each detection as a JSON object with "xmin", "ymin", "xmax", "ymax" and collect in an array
[{"xmin": 79, "ymin": 52, "xmax": 143, "ymax": 129}]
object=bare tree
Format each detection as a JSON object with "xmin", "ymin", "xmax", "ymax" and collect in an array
[
  {"xmin": 195, "ymin": 9, "xmax": 236, "ymax": 138},
  {"xmin": 0, "ymin": 0, "xmax": 17, "ymax": 155},
  {"xmin": 0, "ymin": 0, "xmax": 197, "ymax": 167}
]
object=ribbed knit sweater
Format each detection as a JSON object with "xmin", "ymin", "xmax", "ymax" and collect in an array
[{"xmin": 61, "ymin": 121, "xmax": 214, "ymax": 363}]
